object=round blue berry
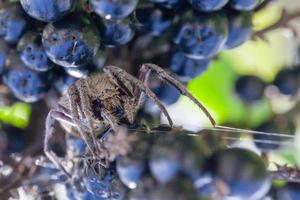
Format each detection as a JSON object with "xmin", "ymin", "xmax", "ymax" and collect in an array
[
  {"xmin": 100, "ymin": 18, "xmax": 134, "ymax": 47},
  {"xmin": 17, "ymin": 31, "xmax": 54, "ymax": 72},
  {"xmin": 189, "ymin": 0, "xmax": 228, "ymax": 12},
  {"xmin": 0, "ymin": 4, "xmax": 27, "ymax": 44},
  {"xmin": 90, "ymin": 0, "xmax": 138, "ymax": 20},
  {"xmin": 235, "ymin": 75, "xmax": 266, "ymax": 103},
  {"xmin": 174, "ymin": 12, "xmax": 228, "ymax": 59},
  {"xmin": 42, "ymin": 15, "xmax": 100, "ymax": 68},
  {"xmin": 203, "ymin": 148, "xmax": 271, "ymax": 200},
  {"xmin": 135, "ymin": 7, "xmax": 173, "ymax": 37},
  {"xmin": 228, "ymin": 0, "xmax": 263, "ymax": 11},
  {"xmin": 225, "ymin": 11, "xmax": 252, "ymax": 49},
  {"xmin": 170, "ymin": 51, "xmax": 210, "ymax": 81},
  {"xmin": 273, "ymin": 69, "xmax": 299, "ymax": 96},
  {"xmin": 20, "ymin": 0, "xmax": 75, "ymax": 22},
  {"xmin": 3, "ymin": 54, "xmax": 50, "ymax": 102},
  {"xmin": 53, "ymin": 67, "xmax": 77, "ymax": 94},
  {"xmin": 154, "ymin": 83, "xmax": 181, "ymax": 105}
]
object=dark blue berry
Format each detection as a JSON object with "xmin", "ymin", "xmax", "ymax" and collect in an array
[
  {"xmin": 5, "ymin": 127, "xmax": 27, "ymax": 153},
  {"xmin": 228, "ymin": 0, "xmax": 263, "ymax": 11},
  {"xmin": 116, "ymin": 156, "xmax": 146, "ymax": 189},
  {"xmin": 235, "ymin": 75, "xmax": 266, "ymax": 103},
  {"xmin": 67, "ymin": 135, "xmax": 86, "ymax": 156},
  {"xmin": 66, "ymin": 185, "xmax": 105, "ymax": 200},
  {"xmin": 65, "ymin": 50, "xmax": 106, "ymax": 78},
  {"xmin": 0, "ymin": 39, "xmax": 10, "ymax": 74},
  {"xmin": 154, "ymin": 83, "xmax": 181, "ymax": 105},
  {"xmin": 149, "ymin": 133, "xmax": 201, "ymax": 184},
  {"xmin": 253, "ymin": 116, "xmax": 295, "ymax": 151},
  {"xmin": 273, "ymin": 69, "xmax": 299, "ymax": 95},
  {"xmin": 3, "ymin": 53, "xmax": 50, "ymax": 102},
  {"xmin": 135, "ymin": 7, "xmax": 172, "ymax": 37},
  {"xmin": 144, "ymin": 177, "xmax": 197, "ymax": 200},
  {"xmin": 278, "ymin": 183, "xmax": 300, "ymax": 200},
  {"xmin": 128, "ymin": 177, "xmax": 156, "ymax": 200},
  {"xmin": 174, "ymin": 11, "xmax": 228, "ymax": 59},
  {"xmin": 42, "ymin": 15, "xmax": 100, "ymax": 68},
  {"xmin": 169, "ymin": 51, "xmax": 210, "ymax": 81},
  {"xmin": 253, "ymin": 121, "xmax": 281, "ymax": 151},
  {"xmin": 202, "ymin": 148, "xmax": 271, "ymax": 200},
  {"xmin": 83, "ymin": 169, "xmax": 126, "ymax": 199},
  {"xmin": 147, "ymin": 0, "xmax": 183, "ymax": 9},
  {"xmin": 53, "ymin": 67, "xmax": 77, "ymax": 94},
  {"xmin": 17, "ymin": 31, "xmax": 54, "ymax": 72},
  {"xmin": 0, "ymin": 4, "xmax": 27, "ymax": 44},
  {"xmin": 20, "ymin": 0, "xmax": 75, "ymax": 22},
  {"xmin": 90, "ymin": 0, "xmax": 138, "ymax": 20},
  {"xmin": 116, "ymin": 137, "xmax": 149, "ymax": 189},
  {"xmin": 189, "ymin": 0, "xmax": 228, "ymax": 11},
  {"xmin": 225, "ymin": 11, "xmax": 252, "ymax": 49},
  {"xmin": 100, "ymin": 18, "xmax": 134, "ymax": 47}
]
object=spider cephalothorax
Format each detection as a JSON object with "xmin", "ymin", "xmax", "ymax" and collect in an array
[{"xmin": 44, "ymin": 63, "xmax": 216, "ymax": 177}]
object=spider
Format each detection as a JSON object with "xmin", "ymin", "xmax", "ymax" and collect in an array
[{"xmin": 44, "ymin": 63, "xmax": 216, "ymax": 177}]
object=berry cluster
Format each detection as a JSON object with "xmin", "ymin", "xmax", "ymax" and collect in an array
[
  {"xmin": 0, "ymin": 0, "xmax": 257, "ymax": 105},
  {"xmin": 11, "ymin": 127, "xmax": 274, "ymax": 200},
  {"xmin": 1, "ymin": 0, "xmax": 300, "ymax": 199}
]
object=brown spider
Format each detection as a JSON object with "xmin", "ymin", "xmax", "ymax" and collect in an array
[{"xmin": 44, "ymin": 63, "xmax": 216, "ymax": 177}]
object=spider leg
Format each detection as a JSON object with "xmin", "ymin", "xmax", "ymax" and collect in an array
[
  {"xmin": 101, "ymin": 109, "xmax": 119, "ymax": 132},
  {"xmin": 75, "ymin": 80, "xmax": 100, "ymax": 155},
  {"xmin": 138, "ymin": 63, "xmax": 216, "ymax": 127},
  {"xmin": 67, "ymin": 85, "xmax": 96, "ymax": 157},
  {"xmin": 103, "ymin": 66, "xmax": 173, "ymax": 126},
  {"xmin": 44, "ymin": 110, "xmax": 72, "ymax": 178}
]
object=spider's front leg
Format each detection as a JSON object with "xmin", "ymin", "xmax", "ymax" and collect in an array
[{"xmin": 138, "ymin": 63, "xmax": 216, "ymax": 127}]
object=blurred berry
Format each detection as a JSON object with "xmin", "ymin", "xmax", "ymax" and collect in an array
[
  {"xmin": 201, "ymin": 148, "xmax": 271, "ymax": 200},
  {"xmin": 42, "ymin": 15, "xmax": 100, "ymax": 68},
  {"xmin": 3, "ymin": 54, "xmax": 50, "ymax": 102},
  {"xmin": 20, "ymin": 0, "xmax": 75, "ymax": 22},
  {"xmin": 4, "ymin": 127, "xmax": 27, "ymax": 153},
  {"xmin": 100, "ymin": 18, "xmax": 134, "ymax": 47},
  {"xmin": 278, "ymin": 183, "xmax": 300, "ymax": 200},
  {"xmin": 225, "ymin": 10, "xmax": 252, "ymax": 49},
  {"xmin": 0, "ymin": 39, "xmax": 10, "ymax": 74},
  {"xmin": 150, "ymin": 178, "xmax": 198, "ymax": 200},
  {"xmin": 17, "ymin": 31, "xmax": 53, "ymax": 72},
  {"xmin": 90, "ymin": 0, "xmax": 138, "ymax": 20},
  {"xmin": 254, "ymin": 116, "xmax": 295, "ymax": 151},
  {"xmin": 83, "ymin": 169, "xmax": 127, "ymax": 199},
  {"xmin": 235, "ymin": 75, "xmax": 266, "ymax": 103},
  {"xmin": 154, "ymin": 83, "xmax": 181, "ymax": 105},
  {"xmin": 67, "ymin": 135, "xmax": 86, "ymax": 156},
  {"xmin": 116, "ymin": 136, "xmax": 149, "ymax": 189},
  {"xmin": 189, "ymin": 0, "xmax": 228, "ymax": 12},
  {"xmin": 169, "ymin": 51, "xmax": 210, "ymax": 81},
  {"xmin": 174, "ymin": 11, "xmax": 228, "ymax": 59},
  {"xmin": 228, "ymin": 0, "xmax": 263, "ymax": 11},
  {"xmin": 135, "ymin": 7, "xmax": 173, "ymax": 37},
  {"xmin": 149, "ymin": 134, "xmax": 181, "ymax": 184},
  {"xmin": 273, "ymin": 68, "xmax": 299, "ymax": 96},
  {"xmin": 53, "ymin": 67, "xmax": 77, "ymax": 94},
  {"xmin": 253, "ymin": 121, "xmax": 281, "ymax": 151},
  {"xmin": 0, "ymin": 4, "xmax": 27, "ymax": 44}
]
